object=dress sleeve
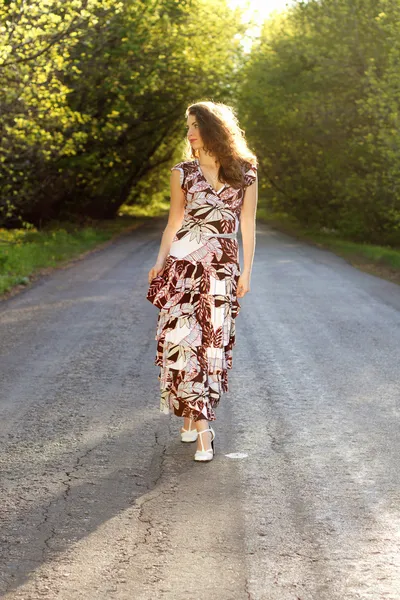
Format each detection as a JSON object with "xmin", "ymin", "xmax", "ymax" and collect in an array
[
  {"xmin": 170, "ymin": 162, "xmax": 185, "ymax": 190},
  {"xmin": 244, "ymin": 163, "xmax": 257, "ymax": 189}
]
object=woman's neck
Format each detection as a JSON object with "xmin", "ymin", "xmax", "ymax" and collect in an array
[{"xmin": 197, "ymin": 148, "xmax": 219, "ymax": 168}]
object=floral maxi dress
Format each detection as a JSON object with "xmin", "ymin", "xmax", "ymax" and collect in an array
[{"xmin": 146, "ymin": 158, "xmax": 257, "ymax": 422}]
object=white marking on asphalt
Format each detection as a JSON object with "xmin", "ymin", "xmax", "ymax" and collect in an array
[{"xmin": 224, "ymin": 452, "xmax": 248, "ymax": 459}]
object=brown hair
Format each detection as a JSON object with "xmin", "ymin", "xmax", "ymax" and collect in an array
[{"xmin": 184, "ymin": 100, "xmax": 257, "ymax": 189}]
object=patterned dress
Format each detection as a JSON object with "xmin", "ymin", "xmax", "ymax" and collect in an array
[{"xmin": 146, "ymin": 158, "xmax": 257, "ymax": 421}]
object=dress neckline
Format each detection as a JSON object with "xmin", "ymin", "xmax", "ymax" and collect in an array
[{"xmin": 195, "ymin": 158, "xmax": 227, "ymax": 195}]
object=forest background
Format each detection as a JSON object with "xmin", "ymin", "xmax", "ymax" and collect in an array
[{"xmin": 1, "ymin": 0, "xmax": 400, "ymax": 294}]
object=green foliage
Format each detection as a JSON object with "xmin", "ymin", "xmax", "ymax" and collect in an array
[
  {"xmin": 238, "ymin": 0, "xmax": 400, "ymax": 246},
  {"xmin": 0, "ymin": 0, "xmax": 245, "ymax": 226}
]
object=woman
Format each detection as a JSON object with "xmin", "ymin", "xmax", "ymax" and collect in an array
[{"xmin": 146, "ymin": 100, "xmax": 258, "ymax": 462}]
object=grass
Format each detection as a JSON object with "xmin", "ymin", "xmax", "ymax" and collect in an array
[
  {"xmin": 0, "ymin": 192, "xmax": 170, "ymax": 299},
  {"xmin": 257, "ymin": 206, "xmax": 400, "ymax": 285},
  {"xmin": 0, "ymin": 216, "xmax": 145, "ymax": 297}
]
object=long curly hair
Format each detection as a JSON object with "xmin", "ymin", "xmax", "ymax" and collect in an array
[{"xmin": 184, "ymin": 100, "xmax": 257, "ymax": 189}]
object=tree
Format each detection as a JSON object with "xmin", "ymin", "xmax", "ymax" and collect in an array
[
  {"xmin": 238, "ymin": 0, "xmax": 400, "ymax": 244},
  {"xmin": 0, "ymin": 0, "xmax": 245, "ymax": 226}
]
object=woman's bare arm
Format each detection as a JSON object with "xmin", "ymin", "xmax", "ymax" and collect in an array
[
  {"xmin": 148, "ymin": 169, "xmax": 186, "ymax": 282},
  {"xmin": 237, "ymin": 175, "xmax": 258, "ymax": 296}
]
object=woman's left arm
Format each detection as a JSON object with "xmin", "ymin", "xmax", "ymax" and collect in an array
[{"xmin": 237, "ymin": 174, "xmax": 258, "ymax": 298}]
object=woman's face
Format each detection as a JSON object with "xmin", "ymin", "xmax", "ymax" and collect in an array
[{"xmin": 186, "ymin": 114, "xmax": 203, "ymax": 152}]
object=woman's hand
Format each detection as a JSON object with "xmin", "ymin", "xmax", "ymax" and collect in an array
[
  {"xmin": 237, "ymin": 272, "xmax": 251, "ymax": 298},
  {"xmin": 148, "ymin": 261, "xmax": 165, "ymax": 284}
]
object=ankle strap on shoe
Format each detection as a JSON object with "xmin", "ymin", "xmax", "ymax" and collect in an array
[{"xmin": 197, "ymin": 428, "xmax": 215, "ymax": 440}]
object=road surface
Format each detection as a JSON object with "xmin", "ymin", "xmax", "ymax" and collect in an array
[{"xmin": 1, "ymin": 217, "xmax": 400, "ymax": 599}]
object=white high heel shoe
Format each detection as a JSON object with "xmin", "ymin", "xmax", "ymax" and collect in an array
[
  {"xmin": 180, "ymin": 419, "xmax": 198, "ymax": 443},
  {"xmin": 194, "ymin": 427, "xmax": 215, "ymax": 462}
]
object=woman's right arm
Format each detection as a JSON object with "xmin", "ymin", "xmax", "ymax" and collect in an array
[{"xmin": 148, "ymin": 169, "xmax": 186, "ymax": 283}]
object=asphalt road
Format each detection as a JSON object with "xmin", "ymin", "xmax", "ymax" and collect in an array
[{"xmin": 1, "ymin": 217, "xmax": 400, "ymax": 600}]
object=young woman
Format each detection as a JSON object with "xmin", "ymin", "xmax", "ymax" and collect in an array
[{"xmin": 147, "ymin": 100, "xmax": 258, "ymax": 462}]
